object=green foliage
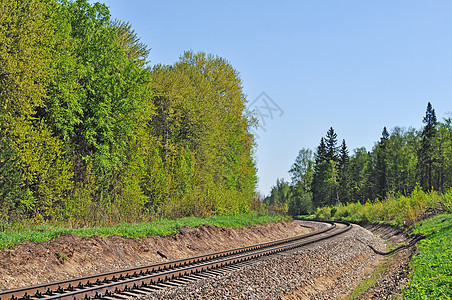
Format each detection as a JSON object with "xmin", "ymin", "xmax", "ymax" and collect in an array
[
  {"xmin": 0, "ymin": 0, "xmax": 257, "ymax": 228},
  {"xmin": 289, "ymin": 148, "xmax": 314, "ymax": 190},
  {"xmin": 288, "ymin": 183, "xmax": 313, "ymax": 215},
  {"xmin": 383, "ymin": 127, "xmax": 418, "ymax": 195},
  {"xmin": 315, "ymin": 187, "xmax": 447, "ymax": 227},
  {"xmin": 279, "ymin": 103, "xmax": 452, "ymax": 212},
  {"xmin": 417, "ymin": 102, "xmax": 439, "ymax": 192},
  {"xmin": 311, "ymin": 129, "xmax": 347, "ymax": 207},
  {"xmin": 312, "ymin": 160, "xmax": 340, "ymax": 207},
  {"xmin": 0, "ymin": 0, "xmax": 54, "ymax": 118},
  {"xmin": 264, "ymin": 178, "xmax": 290, "ymax": 213},
  {"xmin": 325, "ymin": 127, "xmax": 338, "ymax": 162},
  {"xmin": 56, "ymin": 251, "xmax": 67, "ymax": 261},
  {"xmin": 0, "ymin": 131, "xmax": 25, "ymax": 224},
  {"xmin": 0, "ymin": 211, "xmax": 289, "ymax": 250},
  {"xmin": 348, "ymin": 147, "xmax": 374, "ymax": 203},
  {"xmin": 403, "ymin": 214, "xmax": 452, "ymax": 299},
  {"xmin": 443, "ymin": 190, "xmax": 452, "ymax": 213},
  {"xmin": 146, "ymin": 51, "xmax": 256, "ymax": 217},
  {"xmin": 375, "ymin": 127, "xmax": 389, "ymax": 199},
  {"xmin": 338, "ymin": 139, "xmax": 351, "ymax": 202},
  {"xmin": 111, "ymin": 20, "xmax": 150, "ymax": 68},
  {"xmin": 0, "ymin": 0, "xmax": 73, "ymax": 221}
]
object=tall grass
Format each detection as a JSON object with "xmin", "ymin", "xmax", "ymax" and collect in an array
[
  {"xmin": 0, "ymin": 211, "xmax": 290, "ymax": 250},
  {"xmin": 315, "ymin": 187, "xmax": 451, "ymax": 227}
]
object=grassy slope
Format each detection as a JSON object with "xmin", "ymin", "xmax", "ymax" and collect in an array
[
  {"xmin": 403, "ymin": 214, "xmax": 452, "ymax": 299},
  {"xmin": 345, "ymin": 214, "xmax": 452, "ymax": 299},
  {"xmin": 309, "ymin": 188, "xmax": 452, "ymax": 299},
  {"xmin": 0, "ymin": 211, "xmax": 290, "ymax": 250}
]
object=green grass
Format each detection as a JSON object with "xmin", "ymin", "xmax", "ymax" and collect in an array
[
  {"xmin": 403, "ymin": 214, "xmax": 452, "ymax": 299},
  {"xmin": 0, "ymin": 211, "xmax": 290, "ymax": 250}
]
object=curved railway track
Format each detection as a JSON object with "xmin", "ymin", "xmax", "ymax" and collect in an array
[{"xmin": 0, "ymin": 220, "xmax": 351, "ymax": 300}]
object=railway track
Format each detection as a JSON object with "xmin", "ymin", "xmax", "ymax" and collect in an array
[{"xmin": 0, "ymin": 220, "xmax": 351, "ymax": 300}]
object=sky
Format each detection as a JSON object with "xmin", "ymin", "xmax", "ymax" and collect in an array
[{"xmin": 100, "ymin": 0, "xmax": 452, "ymax": 195}]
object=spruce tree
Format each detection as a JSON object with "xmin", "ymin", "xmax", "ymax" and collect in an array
[
  {"xmin": 315, "ymin": 138, "xmax": 327, "ymax": 164},
  {"xmin": 312, "ymin": 136, "xmax": 336, "ymax": 207},
  {"xmin": 325, "ymin": 127, "xmax": 338, "ymax": 162},
  {"xmin": 382, "ymin": 127, "xmax": 389, "ymax": 140},
  {"xmin": 338, "ymin": 139, "xmax": 350, "ymax": 203},
  {"xmin": 418, "ymin": 102, "xmax": 438, "ymax": 191},
  {"xmin": 423, "ymin": 102, "xmax": 437, "ymax": 138},
  {"xmin": 375, "ymin": 127, "xmax": 389, "ymax": 199}
]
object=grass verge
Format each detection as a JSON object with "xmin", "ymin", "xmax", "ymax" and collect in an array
[
  {"xmin": 0, "ymin": 211, "xmax": 290, "ymax": 250},
  {"xmin": 403, "ymin": 213, "xmax": 452, "ymax": 299}
]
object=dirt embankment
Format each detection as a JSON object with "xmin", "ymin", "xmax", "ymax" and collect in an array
[{"xmin": 0, "ymin": 221, "xmax": 307, "ymax": 291}]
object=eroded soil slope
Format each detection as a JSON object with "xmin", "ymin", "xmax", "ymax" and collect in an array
[{"xmin": 0, "ymin": 220, "xmax": 307, "ymax": 291}]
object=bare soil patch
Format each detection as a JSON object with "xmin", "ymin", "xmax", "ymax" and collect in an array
[{"xmin": 0, "ymin": 220, "xmax": 306, "ymax": 291}]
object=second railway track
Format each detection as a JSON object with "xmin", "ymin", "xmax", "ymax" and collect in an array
[{"xmin": 0, "ymin": 220, "xmax": 351, "ymax": 300}]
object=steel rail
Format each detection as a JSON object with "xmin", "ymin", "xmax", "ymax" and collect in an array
[{"xmin": 0, "ymin": 220, "xmax": 351, "ymax": 300}]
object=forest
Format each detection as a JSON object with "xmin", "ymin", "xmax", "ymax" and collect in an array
[
  {"xmin": 2, "ymin": 0, "xmax": 451, "ymax": 229},
  {"xmin": 0, "ymin": 0, "xmax": 257, "ymax": 227},
  {"xmin": 266, "ymin": 102, "xmax": 452, "ymax": 215}
]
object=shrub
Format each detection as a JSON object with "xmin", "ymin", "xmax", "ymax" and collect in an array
[
  {"xmin": 444, "ymin": 190, "xmax": 452, "ymax": 213},
  {"xmin": 314, "ymin": 188, "xmax": 452, "ymax": 226}
]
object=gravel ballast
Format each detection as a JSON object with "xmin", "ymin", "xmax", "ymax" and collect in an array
[{"xmin": 139, "ymin": 223, "xmax": 386, "ymax": 300}]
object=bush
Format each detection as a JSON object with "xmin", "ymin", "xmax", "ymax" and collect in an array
[
  {"xmin": 442, "ymin": 190, "xmax": 452, "ymax": 213},
  {"xmin": 314, "ymin": 188, "xmax": 452, "ymax": 226}
]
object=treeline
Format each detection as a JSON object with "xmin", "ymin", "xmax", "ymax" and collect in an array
[
  {"xmin": 0, "ymin": 0, "xmax": 257, "ymax": 226},
  {"xmin": 266, "ymin": 102, "xmax": 452, "ymax": 215}
]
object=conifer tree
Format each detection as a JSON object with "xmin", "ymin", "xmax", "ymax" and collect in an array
[
  {"xmin": 418, "ymin": 102, "xmax": 438, "ymax": 191},
  {"xmin": 315, "ymin": 137, "xmax": 327, "ymax": 164},
  {"xmin": 325, "ymin": 127, "xmax": 338, "ymax": 162},
  {"xmin": 338, "ymin": 139, "xmax": 350, "ymax": 203},
  {"xmin": 375, "ymin": 127, "xmax": 389, "ymax": 198},
  {"xmin": 312, "ymin": 137, "xmax": 334, "ymax": 207}
]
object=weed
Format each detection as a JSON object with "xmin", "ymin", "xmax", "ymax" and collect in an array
[{"xmin": 56, "ymin": 251, "xmax": 67, "ymax": 262}]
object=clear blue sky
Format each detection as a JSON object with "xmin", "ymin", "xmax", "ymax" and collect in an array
[{"xmin": 101, "ymin": 0, "xmax": 452, "ymax": 195}]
